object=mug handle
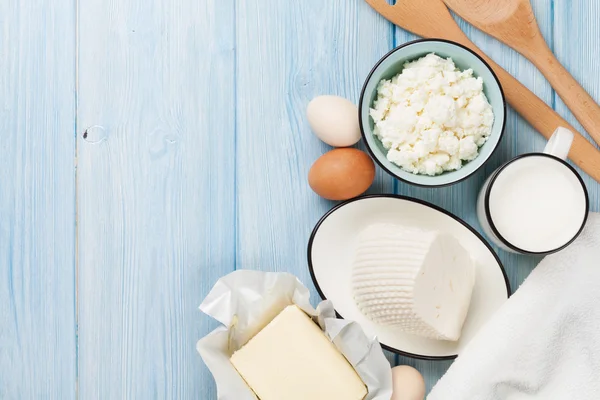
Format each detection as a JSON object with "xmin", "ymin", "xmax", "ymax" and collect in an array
[{"xmin": 543, "ymin": 127, "xmax": 574, "ymax": 160}]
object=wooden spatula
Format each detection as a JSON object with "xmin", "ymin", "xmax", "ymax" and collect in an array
[
  {"xmin": 442, "ymin": 0, "xmax": 600, "ymax": 147},
  {"xmin": 364, "ymin": 0, "xmax": 600, "ymax": 183}
]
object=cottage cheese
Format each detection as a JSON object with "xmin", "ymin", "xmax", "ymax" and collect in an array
[{"xmin": 370, "ymin": 53, "xmax": 494, "ymax": 176}]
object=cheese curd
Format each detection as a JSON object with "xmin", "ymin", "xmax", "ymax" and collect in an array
[{"xmin": 370, "ymin": 53, "xmax": 494, "ymax": 176}]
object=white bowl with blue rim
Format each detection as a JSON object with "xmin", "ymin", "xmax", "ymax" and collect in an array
[{"xmin": 358, "ymin": 39, "xmax": 506, "ymax": 187}]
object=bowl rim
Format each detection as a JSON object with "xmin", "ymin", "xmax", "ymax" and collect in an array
[{"xmin": 358, "ymin": 38, "xmax": 507, "ymax": 188}]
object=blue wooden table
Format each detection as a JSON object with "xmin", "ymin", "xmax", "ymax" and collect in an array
[{"xmin": 1, "ymin": 0, "xmax": 599, "ymax": 398}]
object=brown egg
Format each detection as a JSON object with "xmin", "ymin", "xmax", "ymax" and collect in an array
[
  {"xmin": 308, "ymin": 148, "xmax": 375, "ymax": 201},
  {"xmin": 391, "ymin": 365, "xmax": 426, "ymax": 400}
]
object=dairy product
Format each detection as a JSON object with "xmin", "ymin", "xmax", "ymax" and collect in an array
[
  {"xmin": 370, "ymin": 53, "xmax": 494, "ymax": 176},
  {"xmin": 487, "ymin": 155, "xmax": 587, "ymax": 253},
  {"xmin": 352, "ymin": 224, "xmax": 475, "ymax": 341},
  {"xmin": 230, "ymin": 305, "xmax": 367, "ymax": 400}
]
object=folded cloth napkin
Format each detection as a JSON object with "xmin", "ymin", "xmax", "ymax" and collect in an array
[{"xmin": 428, "ymin": 213, "xmax": 600, "ymax": 400}]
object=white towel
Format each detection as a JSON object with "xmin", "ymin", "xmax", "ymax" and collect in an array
[{"xmin": 428, "ymin": 213, "xmax": 600, "ymax": 400}]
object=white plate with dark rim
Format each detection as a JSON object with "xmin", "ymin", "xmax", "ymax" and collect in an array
[{"xmin": 307, "ymin": 195, "xmax": 511, "ymax": 360}]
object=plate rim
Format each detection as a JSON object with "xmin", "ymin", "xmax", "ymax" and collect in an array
[{"xmin": 307, "ymin": 194, "xmax": 512, "ymax": 360}]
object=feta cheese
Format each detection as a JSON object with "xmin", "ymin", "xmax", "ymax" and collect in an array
[
  {"xmin": 370, "ymin": 53, "xmax": 494, "ymax": 176},
  {"xmin": 230, "ymin": 305, "xmax": 367, "ymax": 400},
  {"xmin": 352, "ymin": 224, "xmax": 476, "ymax": 341}
]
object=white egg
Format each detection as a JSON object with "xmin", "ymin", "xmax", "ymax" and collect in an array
[
  {"xmin": 306, "ymin": 95, "xmax": 362, "ymax": 147},
  {"xmin": 391, "ymin": 365, "xmax": 426, "ymax": 400}
]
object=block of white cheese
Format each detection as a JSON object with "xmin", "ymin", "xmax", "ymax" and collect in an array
[
  {"xmin": 352, "ymin": 224, "xmax": 475, "ymax": 341},
  {"xmin": 230, "ymin": 305, "xmax": 367, "ymax": 400}
]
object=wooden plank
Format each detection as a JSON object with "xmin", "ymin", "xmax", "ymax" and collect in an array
[
  {"xmin": 392, "ymin": 1, "xmax": 554, "ymax": 392},
  {"xmin": 0, "ymin": 0, "xmax": 76, "ymax": 398},
  {"xmin": 76, "ymin": 0, "xmax": 235, "ymax": 397},
  {"xmin": 235, "ymin": 0, "xmax": 395, "ymax": 365},
  {"xmin": 553, "ymin": 0, "xmax": 600, "ymax": 212}
]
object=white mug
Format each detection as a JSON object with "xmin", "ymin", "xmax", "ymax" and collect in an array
[{"xmin": 477, "ymin": 127, "xmax": 589, "ymax": 255}]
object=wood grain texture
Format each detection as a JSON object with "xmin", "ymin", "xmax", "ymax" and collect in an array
[
  {"xmin": 0, "ymin": 0, "xmax": 77, "ymax": 398},
  {"xmin": 390, "ymin": 0, "xmax": 553, "ymax": 392},
  {"xmin": 553, "ymin": 0, "xmax": 600, "ymax": 213},
  {"xmin": 3, "ymin": 0, "xmax": 600, "ymax": 398},
  {"xmin": 234, "ymin": 0, "xmax": 396, "ymax": 365},
  {"xmin": 76, "ymin": 0, "xmax": 235, "ymax": 398}
]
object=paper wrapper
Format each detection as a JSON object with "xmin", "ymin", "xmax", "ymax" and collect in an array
[{"xmin": 197, "ymin": 270, "xmax": 393, "ymax": 400}]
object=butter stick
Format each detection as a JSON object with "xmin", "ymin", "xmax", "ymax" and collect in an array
[{"xmin": 230, "ymin": 305, "xmax": 367, "ymax": 400}]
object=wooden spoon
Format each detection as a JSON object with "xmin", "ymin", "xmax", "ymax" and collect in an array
[
  {"xmin": 442, "ymin": 0, "xmax": 600, "ymax": 146},
  {"xmin": 364, "ymin": 0, "xmax": 600, "ymax": 183}
]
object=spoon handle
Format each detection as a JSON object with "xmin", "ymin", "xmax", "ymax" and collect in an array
[
  {"xmin": 364, "ymin": 0, "xmax": 600, "ymax": 183},
  {"xmin": 527, "ymin": 44, "xmax": 600, "ymax": 146},
  {"xmin": 474, "ymin": 48, "xmax": 600, "ymax": 182},
  {"xmin": 466, "ymin": 44, "xmax": 600, "ymax": 182},
  {"xmin": 490, "ymin": 57, "xmax": 600, "ymax": 183},
  {"xmin": 460, "ymin": 44, "xmax": 600, "ymax": 183}
]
